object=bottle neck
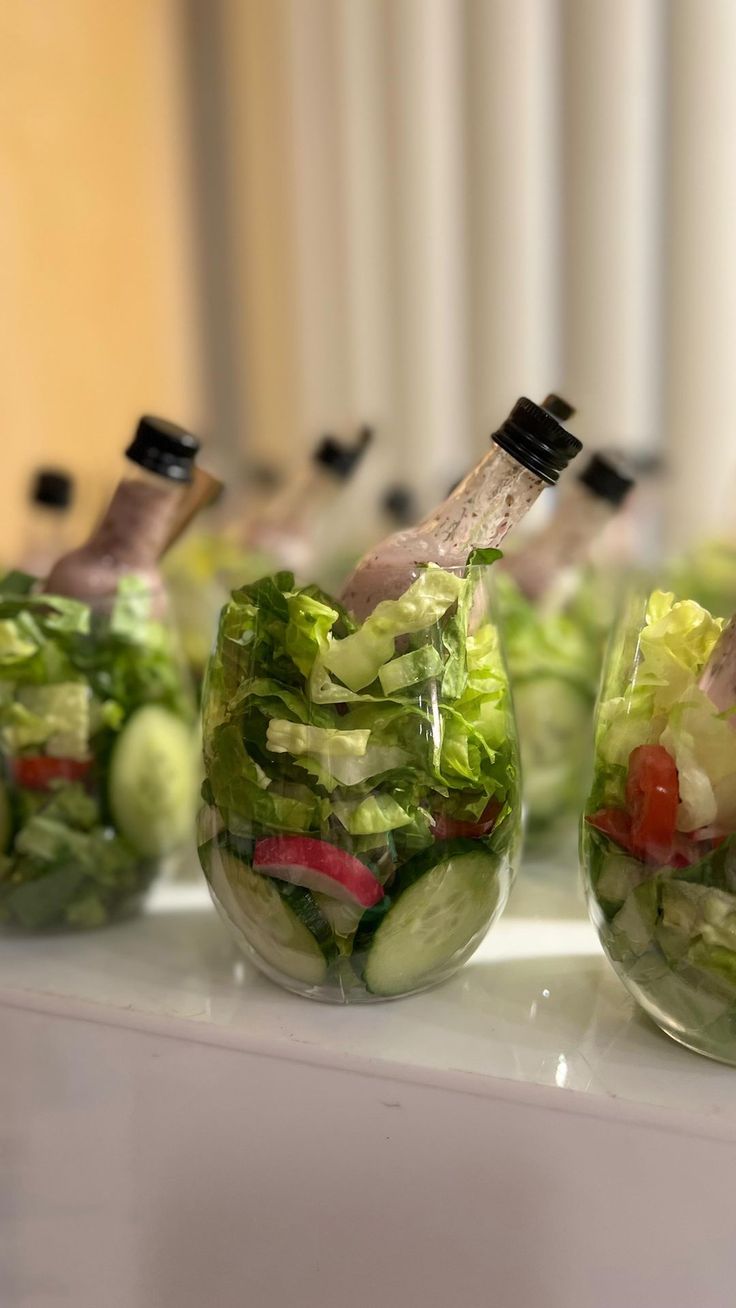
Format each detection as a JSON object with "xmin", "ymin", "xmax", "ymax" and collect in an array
[
  {"xmin": 410, "ymin": 445, "xmax": 547, "ymax": 562},
  {"xmin": 243, "ymin": 464, "xmax": 340, "ymax": 557},
  {"xmin": 502, "ymin": 480, "xmax": 614, "ymax": 601},
  {"xmin": 339, "ymin": 445, "xmax": 549, "ymax": 619},
  {"xmin": 87, "ymin": 477, "xmax": 185, "ymax": 567}
]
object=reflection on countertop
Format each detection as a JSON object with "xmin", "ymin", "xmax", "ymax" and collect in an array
[{"xmin": 2, "ymin": 822, "xmax": 735, "ymax": 1132}]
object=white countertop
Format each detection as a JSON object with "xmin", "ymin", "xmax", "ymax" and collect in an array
[{"xmin": 2, "ymin": 825, "xmax": 734, "ymax": 1139}]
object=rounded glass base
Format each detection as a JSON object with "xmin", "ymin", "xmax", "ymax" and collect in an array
[{"xmin": 204, "ymin": 841, "xmax": 514, "ymax": 1005}]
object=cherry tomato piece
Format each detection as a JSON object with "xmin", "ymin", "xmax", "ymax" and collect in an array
[
  {"xmin": 626, "ymin": 744, "xmax": 679, "ymax": 864},
  {"xmin": 11, "ymin": 755, "xmax": 92, "ymax": 791}
]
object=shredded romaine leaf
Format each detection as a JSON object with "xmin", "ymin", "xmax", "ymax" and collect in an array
[
  {"xmin": 323, "ymin": 566, "xmax": 466, "ymax": 692},
  {"xmin": 202, "ymin": 560, "xmax": 517, "ymax": 874},
  {"xmin": 266, "ymin": 720, "xmax": 371, "ymax": 758}
]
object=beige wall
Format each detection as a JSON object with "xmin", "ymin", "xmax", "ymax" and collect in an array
[{"xmin": 0, "ymin": 0, "xmax": 202, "ymax": 560}]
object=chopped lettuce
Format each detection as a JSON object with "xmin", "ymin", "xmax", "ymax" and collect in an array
[
  {"xmin": 333, "ymin": 793, "xmax": 416, "ymax": 835},
  {"xmin": 209, "ymin": 722, "xmax": 327, "ymax": 834},
  {"xmin": 668, "ymin": 537, "xmax": 736, "ymax": 620},
  {"xmin": 634, "ymin": 590, "xmax": 723, "ymax": 710},
  {"xmin": 203, "ymin": 562, "xmax": 518, "ymax": 881},
  {"xmin": 584, "ymin": 585, "xmax": 736, "ymax": 1062},
  {"xmin": 0, "ymin": 619, "xmax": 39, "ymax": 665},
  {"xmin": 591, "ymin": 590, "xmax": 733, "ymax": 821},
  {"xmin": 1, "ymin": 683, "xmax": 91, "ymax": 760},
  {"xmin": 322, "ymin": 566, "xmax": 465, "ymax": 691},
  {"xmin": 285, "ymin": 592, "xmax": 340, "ymax": 676},
  {"xmin": 0, "ymin": 580, "xmax": 194, "ymax": 930},
  {"xmin": 266, "ymin": 719, "xmax": 371, "ymax": 759},
  {"xmin": 378, "ymin": 645, "xmax": 444, "ymax": 695}
]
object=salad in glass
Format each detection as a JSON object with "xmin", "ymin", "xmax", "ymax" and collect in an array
[
  {"xmin": 498, "ymin": 573, "xmax": 599, "ymax": 834},
  {"xmin": 0, "ymin": 573, "xmax": 198, "ymax": 930},
  {"xmin": 582, "ymin": 588, "xmax": 736, "ymax": 1062},
  {"xmin": 199, "ymin": 553, "xmax": 521, "ymax": 1002},
  {"xmin": 164, "ymin": 532, "xmax": 273, "ymax": 690}
]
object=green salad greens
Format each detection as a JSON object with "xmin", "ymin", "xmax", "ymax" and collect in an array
[
  {"xmin": 667, "ymin": 537, "xmax": 736, "ymax": 621},
  {"xmin": 498, "ymin": 573, "xmax": 599, "ymax": 830},
  {"xmin": 583, "ymin": 588, "xmax": 736, "ymax": 1061},
  {"xmin": 200, "ymin": 557, "xmax": 520, "ymax": 1000},
  {"xmin": 0, "ymin": 573, "xmax": 197, "ymax": 930},
  {"xmin": 163, "ymin": 531, "xmax": 275, "ymax": 686}
]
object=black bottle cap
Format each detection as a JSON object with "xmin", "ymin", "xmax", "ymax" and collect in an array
[
  {"xmin": 491, "ymin": 397, "xmax": 583, "ymax": 485},
  {"xmin": 314, "ymin": 425, "xmax": 374, "ymax": 480},
  {"xmin": 381, "ymin": 484, "xmax": 416, "ymax": 527},
  {"xmin": 125, "ymin": 416, "xmax": 200, "ymax": 484},
  {"xmin": 578, "ymin": 451, "xmax": 635, "ymax": 507},
  {"xmin": 541, "ymin": 393, "xmax": 576, "ymax": 422},
  {"xmin": 31, "ymin": 469, "xmax": 73, "ymax": 510}
]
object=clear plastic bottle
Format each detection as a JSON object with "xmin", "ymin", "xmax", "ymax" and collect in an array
[
  {"xmin": 501, "ymin": 451, "xmax": 635, "ymax": 603},
  {"xmin": 242, "ymin": 428, "xmax": 373, "ymax": 576},
  {"xmin": 341, "ymin": 397, "xmax": 583, "ymax": 619},
  {"xmin": 44, "ymin": 417, "xmax": 199, "ymax": 603}
]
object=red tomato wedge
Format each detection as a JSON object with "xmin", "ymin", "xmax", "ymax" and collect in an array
[
  {"xmin": 253, "ymin": 835, "xmax": 384, "ymax": 907},
  {"xmin": 12, "ymin": 755, "xmax": 92, "ymax": 791},
  {"xmin": 625, "ymin": 744, "xmax": 679, "ymax": 864},
  {"xmin": 586, "ymin": 807, "xmax": 720, "ymax": 869},
  {"xmin": 433, "ymin": 799, "xmax": 501, "ymax": 841}
]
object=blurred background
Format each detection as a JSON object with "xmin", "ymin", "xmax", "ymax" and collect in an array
[{"xmin": 1, "ymin": 0, "xmax": 733, "ymax": 560}]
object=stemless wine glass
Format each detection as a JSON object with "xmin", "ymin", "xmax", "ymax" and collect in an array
[
  {"xmin": 0, "ymin": 576, "xmax": 198, "ymax": 931},
  {"xmin": 581, "ymin": 585, "xmax": 736, "ymax": 1063},
  {"xmin": 498, "ymin": 573, "xmax": 599, "ymax": 842},
  {"xmin": 198, "ymin": 561, "xmax": 522, "ymax": 1003}
]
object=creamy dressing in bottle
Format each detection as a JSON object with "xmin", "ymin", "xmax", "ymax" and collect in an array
[
  {"xmin": 242, "ymin": 428, "xmax": 373, "ymax": 575},
  {"xmin": 44, "ymin": 417, "xmax": 199, "ymax": 603},
  {"xmin": 501, "ymin": 451, "xmax": 635, "ymax": 603},
  {"xmin": 340, "ymin": 398, "xmax": 584, "ymax": 620}
]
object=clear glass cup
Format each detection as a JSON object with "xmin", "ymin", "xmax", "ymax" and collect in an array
[
  {"xmin": 581, "ymin": 585, "xmax": 736, "ymax": 1063},
  {"xmin": 498, "ymin": 567, "xmax": 618, "ymax": 844},
  {"xmin": 0, "ymin": 576, "xmax": 198, "ymax": 930},
  {"xmin": 199, "ymin": 562, "xmax": 522, "ymax": 1002}
]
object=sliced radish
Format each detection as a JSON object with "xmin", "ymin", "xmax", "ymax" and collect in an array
[{"xmin": 253, "ymin": 835, "xmax": 384, "ymax": 908}]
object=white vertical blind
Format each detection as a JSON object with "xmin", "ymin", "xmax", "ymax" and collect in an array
[
  {"xmin": 663, "ymin": 0, "xmax": 736, "ymax": 546},
  {"xmin": 197, "ymin": 0, "xmax": 734, "ymax": 541},
  {"xmin": 466, "ymin": 0, "xmax": 561, "ymax": 452},
  {"xmin": 384, "ymin": 0, "xmax": 471, "ymax": 499},
  {"xmin": 334, "ymin": 0, "xmax": 393, "ymax": 447},
  {"xmin": 560, "ymin": 0, "xmax": 665, "ymax": 451},
  {"xmin": 288, "ymin": 0, "xmax": 352, "ymax": 444}
]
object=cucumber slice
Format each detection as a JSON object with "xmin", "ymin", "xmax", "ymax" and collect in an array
[
  {"xmin": 208, "ymin": 844, "xmax": 328, "ymax": 986},
  {"xmin": 274, "ymin": 880, "xmax": 336, "ymax": 958},
  {"xmin": 109, "ymin": 706, "xmax": 198, "ymax": 858},
  {"xmin": 364, "ymin": 840, "xmax": 501, "ymax": 996}
]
